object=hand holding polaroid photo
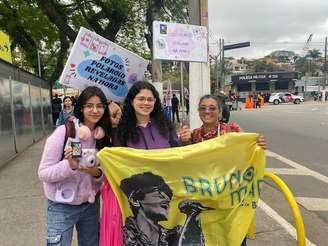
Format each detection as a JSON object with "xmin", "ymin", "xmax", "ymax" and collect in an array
[
  {"xmin": 65, "ymin": 137, "xmax": 73, "ymax": 150},
  {"xmin": 71, "ymin": 141, "xmax": 82, "ymax": 158}
]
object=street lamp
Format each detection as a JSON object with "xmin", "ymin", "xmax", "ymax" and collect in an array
[
  {"xmin": 37, "ymin": 49, "xmax": 41, "ymax": 77},
  {"xmin": 305, "ymin": 57, "xmax": 312, "ymax": 100}
]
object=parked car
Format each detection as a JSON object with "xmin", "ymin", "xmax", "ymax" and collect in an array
[{"xmin": 269, "ymin": 92, "xmax": 304, "ymax": 105}]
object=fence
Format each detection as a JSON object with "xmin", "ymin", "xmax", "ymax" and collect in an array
[{"xmin": 0, "ymin": 59, "xmax": 52, "ymax": 168}]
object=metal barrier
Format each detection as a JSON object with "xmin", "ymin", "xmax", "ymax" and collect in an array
[
  {"xmin": 0, "ymin": 59, "xmax": 52, "ymax": 168},
  {"xmin": 248, "ymin": 172, "xmax": 306, "ymax": 246}
]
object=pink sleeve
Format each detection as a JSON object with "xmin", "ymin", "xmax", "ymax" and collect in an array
[{"xmin": 38, "ymin": 125, "xmax": 77, "ymax": 183}]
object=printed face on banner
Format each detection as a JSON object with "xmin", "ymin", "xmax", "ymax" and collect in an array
[{"xmin": 59, "ymin": 27, "xmax": 148, "ymax": 102}]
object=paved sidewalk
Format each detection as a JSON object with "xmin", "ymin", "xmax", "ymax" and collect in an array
[{"xmin": 0, "ymin": 137, "xmax": 297, "ymax": 246}]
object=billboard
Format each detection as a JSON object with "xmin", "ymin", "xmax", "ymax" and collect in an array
[
  {"xmin": 153, "ymin": 21, "xmax": 208, "ymax": 62},
  {"xmin": 59, "ymin": 27, "xmax": 148, "ymax": 102},
  {"xmin": 0, "ymin": 31, "xmax": 12, "ymax": 63}
]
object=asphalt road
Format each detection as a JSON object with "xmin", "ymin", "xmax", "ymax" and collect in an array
[{"xmin": 231, "ymin": 101, "xmax": 328, "ymax": 245}]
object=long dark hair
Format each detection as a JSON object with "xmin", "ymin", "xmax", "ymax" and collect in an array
[
  {"xmin": 117, "ymin": 81, "xmax": 174, "ymax": 145},
  {"xmin": 75, "ymin": 86, "xmax": 112, "ymax": 149}
]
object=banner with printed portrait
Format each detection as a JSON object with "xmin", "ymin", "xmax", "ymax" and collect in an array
[
  {"xmin": 98, "ymin": 133, "xmax": 265, "ymax": 246},
  {"xmin": 59, "ymin": 27, "xmax": 148, "ymax": 102}
]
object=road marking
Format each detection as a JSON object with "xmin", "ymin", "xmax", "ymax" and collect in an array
[
  {"xmin": 296, "ymin": 197, "xmax": 328, "ymax": 211},
  {"xmin": 266, "ymin": 150, "xmax": 328, "ymax": 185},
  {"xmin": 258, "ymin": 200, "xmax": 316, "ymax": 246},
  {"xmin": 265, "ymin": 168, "xmax": 307, "ymax": 176}
]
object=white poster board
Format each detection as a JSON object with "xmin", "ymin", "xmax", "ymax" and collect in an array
[
  {"xmin": 153, "ymin": 21, "xmax": 208, "ymax": 62},
  {"xmin": 59, "ymin": 27, "xmax": 148, "ymax": 102}
]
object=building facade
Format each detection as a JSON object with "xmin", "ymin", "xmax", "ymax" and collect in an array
[{"xmin": 231, "ymin": 71, "xmax": 299, "ymax": 98}]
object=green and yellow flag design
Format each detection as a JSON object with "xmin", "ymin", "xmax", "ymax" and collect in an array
[{"xmin": 98, "ymin": 133, "xmax": 265, "ymax": 246}]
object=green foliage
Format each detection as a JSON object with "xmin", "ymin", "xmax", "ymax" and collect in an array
[
  {"xmin": 252, "ymin": 59, "xmax": 285, "ymax": 73},
  {"xmin": 294, "ymin": 57, "xmax": 319, "ymax": 76},
  {"xmin": 0, "ymin": 0, "xmax": 188, "ymax": 86},
  {"xmin": 305, "ymin": 49, "xmax": 322, "ymax": 60}
]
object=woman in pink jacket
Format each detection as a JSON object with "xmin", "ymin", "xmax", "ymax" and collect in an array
[{"xmin": 38, "ymin": 86, "xmax": 112, "ymax": 246}]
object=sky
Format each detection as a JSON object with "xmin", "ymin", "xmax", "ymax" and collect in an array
[{"xmin": 208, "ymin": 0, "xmax": 328, "ymax": 59}]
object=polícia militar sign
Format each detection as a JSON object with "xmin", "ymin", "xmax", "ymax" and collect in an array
[{"xmin": 59, "ymin": 27, "xmax": 148, "ymax": 102}]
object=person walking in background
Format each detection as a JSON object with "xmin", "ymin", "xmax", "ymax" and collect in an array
[
  {"xmin": 253, "ymin": 93, "xmax": 260, "ymax": 108},
  {"xmin": 52, "ymin": 94, "xmax": 62, "ymax": 125},
  {"xmin": 171, "ymin": 93, "xmax": 180, "ymax": 123},
  {"xmin": 56, "ymin": 96, "xmax": 75, "ymax": 126},
  {"xmin": 217, "ymin": 91, "xmax": 230, "ymax": 123},
  {"xmin": 39, "ymin": 86, "xmax": 112, "ymax": 246},
  {"xmin": 185, "ymin": 94, "xmax": 190, "ymax": 115},
  {"xmin": 71, "ymin": 95, "xmax": 78, "ymax": 107}
]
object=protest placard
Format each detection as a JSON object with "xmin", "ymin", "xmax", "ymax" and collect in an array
[{"xmin": 59, "ymin": 27, "xmax": 148, "ymax": 102}]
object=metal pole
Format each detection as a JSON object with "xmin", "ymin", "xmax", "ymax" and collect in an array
[
  {"xmin": 322, "ymin": 37, "xmax": 327, "ymax": 102},
  {"xmin": 221, "ymin": 39, "xmax": 225, "ymax": 90},
  {"xmin": 305, "ymin": 60, "xmax": 309, "ymax": 100},
  {"xmin": 180, "ymin": 62, "xmax": 185, "ymax": 123},
  {"xmin": 188, "ymin": 0, "xmax": 210, "ymax": 130},
  {"xmin": 37, "ymin": 50, "xmax": 41, "ymax": 77},
  {"xmin": 216, "ymin": 38, "xmax": 221, "ymax": 93}
]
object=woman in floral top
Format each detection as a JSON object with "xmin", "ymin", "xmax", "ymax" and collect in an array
[{"xmin": 191, "ymin": 94, "xmax": 266, "ymax": 246}]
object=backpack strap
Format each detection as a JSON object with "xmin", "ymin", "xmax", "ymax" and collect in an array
[{"xmin": 61, "ymin": 120, "xmax": 76, "ymax": 160}]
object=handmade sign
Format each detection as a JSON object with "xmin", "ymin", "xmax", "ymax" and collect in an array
[
  {"xmin": 59, "ymin": 27, "xmax": 148, "ymax": 102},
  {"xmin": 153, "ymin": 21, "xmax": 208, "ymax": 62}
]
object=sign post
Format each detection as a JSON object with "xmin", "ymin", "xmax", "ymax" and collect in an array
[{"xmin": 152, "ymin": 20, "xmax": 208, "ymax": 125}]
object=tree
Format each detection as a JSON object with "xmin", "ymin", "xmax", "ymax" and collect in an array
[
  {"xmin": 0, "ymin": 0, "xmax": 188, "ymax": 87},
  {"xmin": 295, "ymin": 57, "xmax": 319, "ymax": 76},
  {"xmin": 305, "ymin": 49, "xmax": 322, "ymax": 60},
  {"xmin": 145, "ymin": 0, "xmax": 188, "ymax": 82},
  {"xmin": 252, "ymin": 59, "xmax": 282, "ymax": 73},
  {"xmin": 0, "ymin": 0, "xmax": 59, "ymax": 76}
]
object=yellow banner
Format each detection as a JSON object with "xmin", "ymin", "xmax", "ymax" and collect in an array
[
  {"xmin": 98, "ymin": 133, "xmax": 265, "ymax": 246},
  {"xmin": 0, "ymin": 31, "xmax": 12, "ymax": 63}
]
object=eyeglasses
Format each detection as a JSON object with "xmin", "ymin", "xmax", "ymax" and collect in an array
[
  {"xmin": 135, "ymin": 96, "xmax": 156, "ymax": 103},
  {"xmin": 83, "ymin": 103, "xmax": 105, "ymax": 111},
  {"xmin": 198, "ymin": 106, "xmax": 218, "ymax": 112}
]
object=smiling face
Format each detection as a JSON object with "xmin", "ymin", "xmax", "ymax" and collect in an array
[
  {"xmin": 82, "ymin": 95, "xmax": 105, "ymax": 127},
  {"xmin": 198, "ymin": 98, "xmax": 220, "ymax": 126},
  {"xmin": 131, "ymin": 89, "xmax": 156, "ymax": 119},
  {"xmin": 139, "ymin": 189, "xmax": 170, "ymax": 222}
]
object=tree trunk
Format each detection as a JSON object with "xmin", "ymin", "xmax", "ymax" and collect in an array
[
  {"xmin": 48, "ymin": 33, "xmax": 70, "ymax": 88},
  {"xmin": 146, "ymin": 0, "xmax": 163, "ymax": 82},
  {"xmin": 36, "ymin": 0, "xmax": 77, "ymax": 42}
]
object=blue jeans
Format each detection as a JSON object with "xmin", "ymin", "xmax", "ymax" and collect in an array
[{"xmin": 46, "ymin": 195, "xmax": 100, "ymax": 246}]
